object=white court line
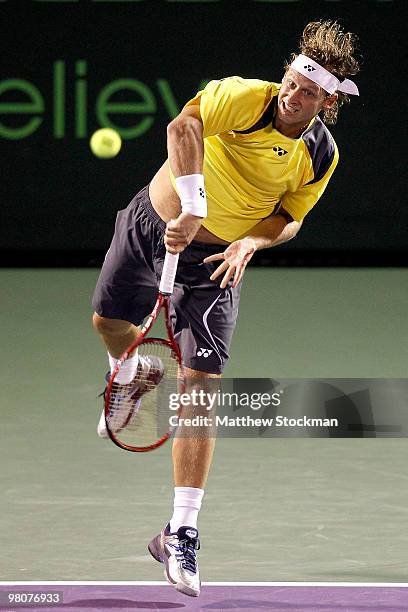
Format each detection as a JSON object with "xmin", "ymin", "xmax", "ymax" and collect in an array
[{"xmin": 0, "ymin": 581, "xmax": 407, "ymax": 587}]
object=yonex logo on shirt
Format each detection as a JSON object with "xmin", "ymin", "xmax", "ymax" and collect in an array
[
  {"xmin": 197, "ymin": 348, "xmax": 213, "ymax": 358},
  {"xmin": 273, "ymin": 146, "xmax": 288, "ymax": 157},
  {"xmin": 304, "ymin": 65, "xmax": 316, "ymax": 72},
  {"xmin": 199, "ymin": 187, "xmax": 205, "ymax": 198}
]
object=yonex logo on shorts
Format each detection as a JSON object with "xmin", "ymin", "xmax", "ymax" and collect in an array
[
  {"xmin": 199, "ymin": 187, "xmax": 205, "ymax": 198},
  {"xmin": 197, "ymin": 348, "xmax": 213, "ymax": 358},
  {"xmin": 273, "ymin": 146, "xmax": 288, "ymax": 157},
  {"xmin": 304, "ymin": 64, "xmax": 316, "ymax": 72}
]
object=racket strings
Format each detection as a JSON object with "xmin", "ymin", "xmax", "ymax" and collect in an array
[{"xmin": 106, "ymin": 341, "xmax": 180, "ymax": 448}]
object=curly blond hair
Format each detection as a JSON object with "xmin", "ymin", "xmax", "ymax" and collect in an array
[{"xmin": 286, "ymin": 20, "xmax": 360, "ymax": 124}]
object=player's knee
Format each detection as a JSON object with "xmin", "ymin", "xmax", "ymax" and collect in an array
[
  {"xmin": 183, "ymin": 368, "xmax": 221, "ymax": 396},
  {"xmin": 92, "ymin": 313, "xmax": 132, "ymax": 337},
  {"xmin": 183, "ymin": 367, "xmax": 221, "ymax": 380},
  {"xmin": 181, "ymin": 368, "xmax": 221, "ymax": 418}
]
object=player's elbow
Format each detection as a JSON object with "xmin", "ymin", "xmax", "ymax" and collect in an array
[
  {"xmin": 277, "ymin": 216, "xmax": 303, "ymax": 242},
  {"xmin": 167, "ymin": 113, "xmax": 203, "ymax": 144},
  {"xmin": 288, "ymin": 219, "xmax": 303, "ymax": 239}
]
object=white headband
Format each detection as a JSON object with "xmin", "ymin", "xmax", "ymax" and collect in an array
[{"xmin": 291, "ymin": 54, "xmax": 359, "ymax": 96}]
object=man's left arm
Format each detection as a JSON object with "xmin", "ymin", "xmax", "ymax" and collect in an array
[
  {"xmin": 245, "ymin": 208, "xmax": 303, "ymax": 250},
  {"xmin": 204, "ymin": 210, "xmax": 302, "ymax": 289},
  {"xmin": 206, "ymin": 137, "xmax": 339, "ymax": 288}
]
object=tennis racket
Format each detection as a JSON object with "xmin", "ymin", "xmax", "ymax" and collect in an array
[{"xmin": 104, "ymin": 252, "xmax": 183, "ymax": 452}]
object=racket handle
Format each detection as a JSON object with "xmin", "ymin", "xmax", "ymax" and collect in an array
[{"xmin": 159, "ymin": 252, "xmax": 179, "ymax": 295}]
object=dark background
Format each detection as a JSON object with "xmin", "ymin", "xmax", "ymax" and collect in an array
[{"xmin": 1, "ymin": 0, "xmax": 405, "ymax": 266}]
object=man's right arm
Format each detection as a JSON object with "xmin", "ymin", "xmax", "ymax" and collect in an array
[
  {"xmin": 167, "ymin": 105, "xmax": 204, "ymax": 177},
  {"xmin": 164, "ymin": 105, "xmax": 206, "ymax": 254}
]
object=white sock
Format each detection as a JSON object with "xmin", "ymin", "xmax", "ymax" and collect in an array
[
  {"xmin": 108, "ymin": 351, "xmax": 139, "ymax": 384},
  {"xmin": 170, "ymin": 487, "xmax": 204, "ymax": 532}
]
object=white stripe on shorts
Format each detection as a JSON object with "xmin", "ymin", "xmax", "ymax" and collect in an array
[{"xmin": 202, "ymin": 293, "xmax": 223, "ymax": 364}]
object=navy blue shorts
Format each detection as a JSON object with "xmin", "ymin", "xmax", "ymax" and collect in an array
[{"xmin": 92, "ymin": 186, "xmax": 242, "ymax": 374}]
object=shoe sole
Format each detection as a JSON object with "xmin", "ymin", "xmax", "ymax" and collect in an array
[
  {"xmin": 147, "ymin": 534, "xmax": 200, "ymax": 597},
  {"xmin": 147, "ymin": 535, "xmax": 163, "ymax": 565}
]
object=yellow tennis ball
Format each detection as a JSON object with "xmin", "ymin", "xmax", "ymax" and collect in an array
[{"xmin": 90, "ymin": 128, "xmax": 122, "ymax": 159}]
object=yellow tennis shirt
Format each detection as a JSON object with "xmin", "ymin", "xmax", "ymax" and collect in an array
[{"xmin": 172, "ymin": 76, "xmax": 339, "ymax": 242}]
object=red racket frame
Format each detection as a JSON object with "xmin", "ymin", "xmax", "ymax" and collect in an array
[{"xmin": 104, "ymin": 293, "xmax": 183, "ymax": 452}]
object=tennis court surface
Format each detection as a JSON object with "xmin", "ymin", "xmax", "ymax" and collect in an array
[
  {"xmin": 1, "ymin": 582, "xmax": 408, "ymax": 611},
  {"xmin": 1, "ymin": 269, "xmax": 407, "ymax": 610}
]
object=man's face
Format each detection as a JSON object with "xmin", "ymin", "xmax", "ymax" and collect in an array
[{"xmin": 277, "ymin": 69, "xmax": 331, "ymax": 129}]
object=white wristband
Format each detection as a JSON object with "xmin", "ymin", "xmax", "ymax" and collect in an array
[{"xmin": 175, "ymin": 173, "xmax": 207, "ymax": 218}]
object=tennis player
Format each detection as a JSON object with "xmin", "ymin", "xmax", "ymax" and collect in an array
[{"xmin": 92, "ymin": 20, "xmax": 360, "ymax": 597}]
